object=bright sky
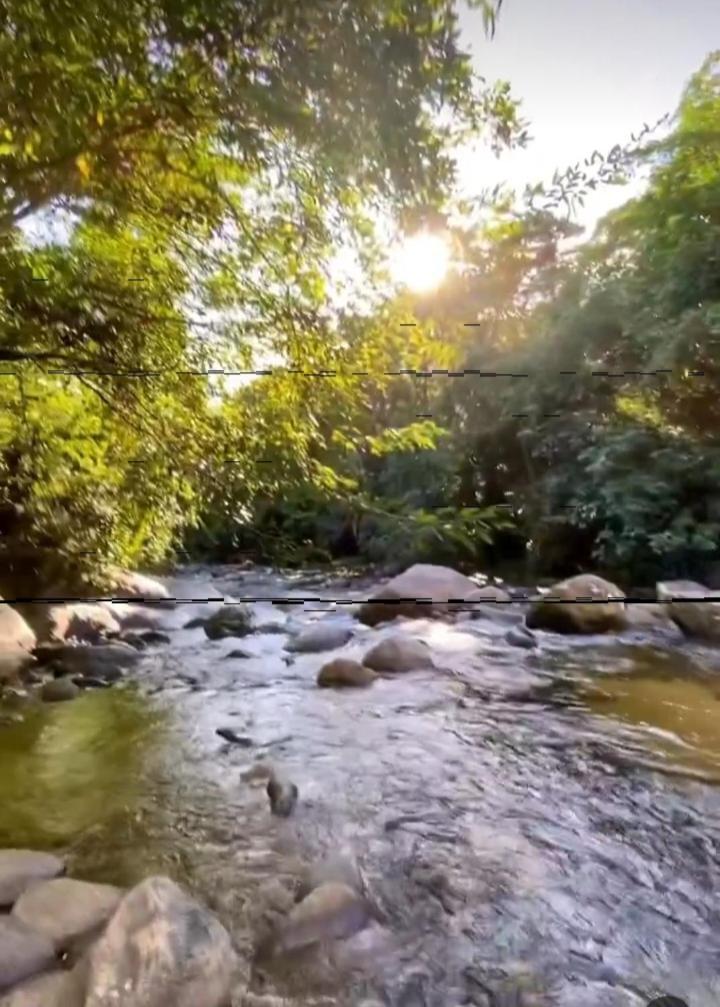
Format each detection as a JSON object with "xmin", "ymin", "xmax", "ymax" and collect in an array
[{"xmin": 456, "ymin": 0, "xmax": 720, "ymax": 235}]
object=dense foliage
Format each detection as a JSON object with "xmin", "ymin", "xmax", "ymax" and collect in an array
[
  {"xmin": 199, "ymin": 52, "xmax": 720, "ymax": 582},
  {"xmin": 1, "ymin": 0, "xmax": 717, "ymax": 590},
  {"xmin": 0, "ymin": 0, "xmax": 518, "ymax": 593}
]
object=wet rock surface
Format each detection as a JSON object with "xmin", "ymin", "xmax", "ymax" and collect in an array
[
  {"xmin": 12, "ymin": 877, "xmax": 123, "ymax": 953},
  {"xmin": 0, "ymin": 916, "xmax": 56, "ymax": 991},
  {"xmin": 362, "ymin": 634, "xmax": 435, "ymax": 672},
  {"xmin": 0, "ymin": 850, "xmax": 65, "ymax": 907},
  {"xmin": 286, "ymin": 622, "xmax": 353, "ymax": 654},
  {"xmin": 40, "ymin": 677, "xmax": 81, "ymax": 702},
  {"xmin": 2, "ymin": 565, "xmax": 720, "ymax": 1006},
  {"xmin": 317, "ymin": 658, "xmax": 377, "ymax": 688},
  {"xmin": 526, "ymin": 574, "xmax": 627, "ymax": 634},
  {"xmin": 80, "ymin": 875, "xmax": 237, "ymax": 1007},
  {"xmin": 203, "ymin": 603, "xmax": 254, "ymax": 640}
]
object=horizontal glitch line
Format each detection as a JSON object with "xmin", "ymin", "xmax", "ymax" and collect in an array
[
  {"xmin": 0, "ymin": 596, "xmax": 718, "ymax": 606},
  {"xmin": 34, "ymin": 368, "xmax": 694, "ymax": 379}
]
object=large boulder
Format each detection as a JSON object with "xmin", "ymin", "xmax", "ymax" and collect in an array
[
  {"xmin": 107, "ymin": 571, "xmax": 174, "ymax": 608},
  {"xmin": 12, "ymin": 878, "xmax": 123, "ymax": 955},
  {"xmin": 525, "ymin": 574, "xmax": 626, "ymax": 635},
  {"xmin": 623, "ymin": 601, "xmax": 683, "ymax": 638},
  {"xmin": 358, "ymin": 564, "xmax": 480, "ymax": 626},
  {"xmin": 203, "ymin": 604, "xmax": 254, "ymax": 641},
  {"xmin": 45, "ymin": 604, "xmax": 121, "ymax": 644},
  {"xmin": 461, "ymin": 585, "xmax": 517, "ymax": 622},
  {"xmin": 0, "ymin": 850, "xmax": 65, "ymax": 908},
  {"xmin": 286, "ymin": 623, "xmax": 353, "ymax": 654},
  {"xmin": 362, "ymin": 635, "xmax": 435, "ymax": 673},
  {"xmin": 0, "ymin": 601, "xmax": 37, "ymax": 681},
  {"xmin": 77, "ymin": 876, "xmax": 237, "ymax": 1007},
  {"xmin": 0, "ymin": 916, "xmax": 56, "ymax": 991},
  {"xmin": 317, "ymin": 659, "xmax": 377, "ymax": 688},
  {"xmin": 657, "ymin": 580, "xmax": 720, "ymax": 641}
]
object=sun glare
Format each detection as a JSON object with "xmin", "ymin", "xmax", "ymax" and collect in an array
[{"xmin": 389, "ymin": 232, "xmax": 451, "ymax": 293}]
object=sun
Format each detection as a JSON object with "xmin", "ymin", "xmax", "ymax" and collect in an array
[{"xmin": 389, "ymin": 231, "xmax": 451, "ymax": 293}]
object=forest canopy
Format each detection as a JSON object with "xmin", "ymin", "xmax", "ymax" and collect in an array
[{"xmin": 0, "ymin": 1, "xmax": 718, "ymax": 593}]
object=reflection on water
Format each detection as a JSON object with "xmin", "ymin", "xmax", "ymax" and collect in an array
[
  {"xmin": 0, "ymin": 687, "xmax": 173, "ymax": 884},
  {"xmin": 584, "ymin": 671, "xmax": 720, "ymax": 775}
]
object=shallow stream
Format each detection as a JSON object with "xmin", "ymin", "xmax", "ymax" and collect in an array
[{"xmin": 2, "ymin": 565, "xmax": 720, "ymax": 1006}]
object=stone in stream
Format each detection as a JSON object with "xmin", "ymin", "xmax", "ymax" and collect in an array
[
  {"xmin": 74, "ymin": 876, "xmax": 237, "ymax": 1007},
  {"xmin": 222, "ymin": 647, "xmax": 252, "ymax": 659},
  {"xmin": 0, "ymin": 969, "xmax": 81, "ymax": 1007},
  {"xmin": 40, "ymin": 677, "xmax": 81, "ymax": 702},
  {"xmin": 106, "ymin": 569, "xmax": 175, "ymax": 608},
  {"xmin": 44, "ymin": 604, "xmax": 121, "ymax": 644},
  {"xmin": 525, "ymin": 574, "xmax": 627, "ymax": 635},
  {"xmin": 0, "ymin": 916, "xmax": 56, "ymax": 991},
  {"xmin": 12, "ymin": 878, "xmax": 123, "ymax": 956},
  {"xmin": 657, "ymin": 580, "xmax": 720, "ymax": 641},
  {"xmin": 267, "ymin": 772, "xmax": 298, "ymax": 817},
  {"xmin": 118, "ymin": 630, "xmax": 171, "ymax": 650},
  {"xmin": 270, "ymin": 882, "xmax": 371, "ymax": 955},
  {"xmin": 203, "ymin": 604, "xmax": 254, "ymax": 640},
  {"xmin": 357, "ymin": 564, "xmax": 480, "ymax": 626},
  {"xmin": 285, "ymin": 622, "xmax": 353, "ymax": 654},
  {"xmin": 506, "ymin": 625, "xmax": 537, "ymax": 649},
  {"xmin": 33, "ymin": 642, "xmax": 139, "ymax": 682},
  {"xmin": 0, "ymin": 850, "xmax": 65, "ymax": 908},
  {"xmin": 362, "ymin": 635, "xmax": 435, "ymax": 673},
  {"xmin": 317, "ymin": 658, "xmax": 377, "ymax": 688},
  {"xmin": 216, "ymin": 726, "xmax": 253, "ymax": 746}
]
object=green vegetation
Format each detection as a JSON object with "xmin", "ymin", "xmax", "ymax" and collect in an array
[{"xmin": 1, "ymin": 2, "xmax": 717, "ymax": 591}]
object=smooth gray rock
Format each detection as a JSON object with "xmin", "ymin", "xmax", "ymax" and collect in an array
[
  {"xmin": 0, "ymin": 916, "xmax": 56, "ymax": 991},
  {"xmin": 41, "ymin": 677, "xmax": 81, "ymax": 702},
  {"xmin": 358, "ymin": 564, "xmax": 479, "ymax": 626},
  {"xmin": 362, "ymin": 635, "xmax": 435, "ymax": 673},
  {"xmin": 0, "ymin": 850, "xmax": 65, "ymax": 907},
  {"xmin": 286, "ymin": 623, "xmax": 353, "ymax": 654},
  {"xmin": 203, "ymin": 605, "xmax": 254, "ymax": 640},
  {"xmin": 657, "ymin": 580, "xmax": 720, "ymax": 641},
  {"xmin": 267, "ymin": 773, "xmax": 298, "ymax": 817},
  {"xmin": 12, "ymin": 877, "xmax": 123, "ymax": 954}
]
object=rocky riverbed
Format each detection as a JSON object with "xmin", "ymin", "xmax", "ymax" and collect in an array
[{"xmin": 2, "ymin": 564, "xmax": 720, "ymax": 1006}]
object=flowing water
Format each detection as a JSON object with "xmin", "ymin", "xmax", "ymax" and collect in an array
[{"xmin": 2, "ymin": 565, "xmax": 720, "ymax": 1007}]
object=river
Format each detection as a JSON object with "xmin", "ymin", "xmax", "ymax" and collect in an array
[{"xmin": 2, "ymin": 564, "xmax": 720, "ymax": 1007}]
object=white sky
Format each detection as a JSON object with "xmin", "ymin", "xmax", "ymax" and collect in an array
[{"xmin": 456, "ymin": 0, "xmax": 720, "ymax": 235}]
